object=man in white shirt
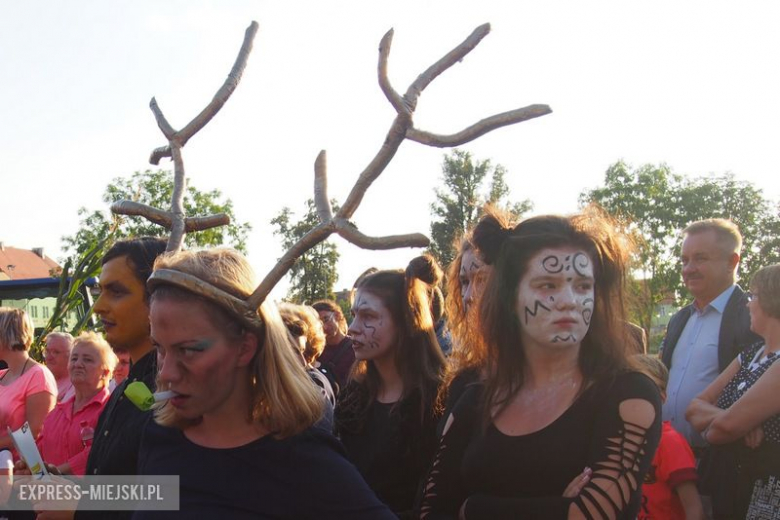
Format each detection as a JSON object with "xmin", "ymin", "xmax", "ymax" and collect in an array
[{"xmin": 660, "ymin": 219, "xmax": 760, "ymax": 449}]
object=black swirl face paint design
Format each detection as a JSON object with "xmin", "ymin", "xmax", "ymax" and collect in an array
[
  {"xmin": 518, "ymin": 248, "xmax": 595, "ymax": 349},
  {"xmin": 582, "ymin": 298, "xmax": 594, "ymax": 326},
  {"xmin": 542, "ymin": 255, "xmax": 564, "ymax": 273},
  {"xmin": 542, "ymin": 252, "xmax": 592, "ymax": 276},
  {"xmin": 572, "ymin": 252, "xmax": 591, "ymax": 277}
]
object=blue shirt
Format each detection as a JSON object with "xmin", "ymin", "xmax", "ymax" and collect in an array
[{"xmin": 662, "ymin": 285, "xmax": 736, "ymax": 447}]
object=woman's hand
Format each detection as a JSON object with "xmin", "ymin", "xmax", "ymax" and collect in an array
[
  {"xmin": 744, "ymin": 425, "xmax": 764, "ymax": 449},
  {"xmin": 562, "ymin": 467, "xmax": 592, "ymax": 498},
  {"xmin": 14, "ymin": 459, "xmax": 32, "ymax": 476}
]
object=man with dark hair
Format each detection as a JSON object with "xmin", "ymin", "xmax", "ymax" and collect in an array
[
  {"xmin": 661, "ymin": 219, "xmax": 760, "ymax": 450},
  {"xmin": 76, "ymin": 237, "xmax": 167, "ymax": 520},
  {"xmin": 312, "ymin": 300, "xmax": 355, "ymax": 390}
]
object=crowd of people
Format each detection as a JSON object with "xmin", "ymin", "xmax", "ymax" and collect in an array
[{"xmin": 0, "ymin": 211, "xmax": 777, "ymax": 519}]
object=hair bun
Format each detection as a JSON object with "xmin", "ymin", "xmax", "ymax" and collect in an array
[
  {"xmin": 406, "ymin": 254, "xmax": 442, "ymax": 286},
  {"xmin": 472, "ymin": 214, "xmax": 513, "ymax": 265}
]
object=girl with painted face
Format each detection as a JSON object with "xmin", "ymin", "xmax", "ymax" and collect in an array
[
  {"xmin": 335, "ymin": 255, "xmax": 447, "ymax": 519},
  {"xmin": 420, "ymin": 210, "xmax": 662, "ymax": 520},
  {"xmin": 136, "ymin": 248, "xmax": 394, "ymax": 520},
  {"xmin": 439, "ymin": 209, "xmax": 517, "ymax": 434}
]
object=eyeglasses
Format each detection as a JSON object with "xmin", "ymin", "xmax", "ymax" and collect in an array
[
  {"xmin": 747, "ymin": 291, "xmax": 759, "ymax": 302},
  {"xmin": 319, "ymin": 313, "xmax": 336, "ymax": 324}
]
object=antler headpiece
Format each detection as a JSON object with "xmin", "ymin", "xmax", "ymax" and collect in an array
[{"xmin": 113, "ymin": 21, "xmax": 551, "ymax": 331}]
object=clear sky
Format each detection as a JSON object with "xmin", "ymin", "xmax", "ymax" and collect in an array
[{"xmin": 2, "ymin": 1, "xmax": 779, "ymax": 299}]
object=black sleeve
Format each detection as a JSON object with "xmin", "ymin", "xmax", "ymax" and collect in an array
[
  {"xmin": 463, "ymin": 372, "xmax": 662, "ymax": 520},
  {"xmin": 419, "ymin": 386, "xmax": 482, "ymax": 520}
]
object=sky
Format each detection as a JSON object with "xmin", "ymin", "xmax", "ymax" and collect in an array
[{"xmin": 2, "ymin": 1, "xmax": 779, "ymax": 300}]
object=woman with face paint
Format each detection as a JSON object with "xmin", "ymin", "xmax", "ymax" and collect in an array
[
  {"xmin": 419, "ymin": 210, "xmax": 662, "ymax": 520},
  {"xmin": 335, "ymin": 255, "xmax": 447, "ymax": 519},
  {"xmin": 135, "ymin": 249, "xmax": 394, "ymax": 520},
  {"xmin": 438, "ymin": 209, "xmax": 517, "ymax": 435}
]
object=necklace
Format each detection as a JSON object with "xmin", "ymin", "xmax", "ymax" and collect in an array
[{"xmin": 0, "ymin": 358, "xmax": 31, "ymax": 383}]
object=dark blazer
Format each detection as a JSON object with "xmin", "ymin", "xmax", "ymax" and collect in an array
[{"xmin": 660, "ymin": 285, "xmax": 761, "ymax": 373}]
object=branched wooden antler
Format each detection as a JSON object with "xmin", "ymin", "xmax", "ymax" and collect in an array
[
  {"xmin": 247, "ymin": 23, "xmax": 552, "ymax": 308},
  {"xmin": 111, "ymin": 21, "xmax": 259, "ymax": 252}
]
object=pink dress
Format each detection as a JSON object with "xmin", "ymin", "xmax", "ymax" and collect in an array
[
  {"xmin": 36, "ymin": 387, "xmax": 110, "ymax": 475},
  {"xmin": 0, "ymin": 363, "xmax": 57, "ymax": 434}
]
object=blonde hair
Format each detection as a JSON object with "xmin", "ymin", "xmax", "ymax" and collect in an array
[
  {"xmin": 751, "ymin": 264, "xmax": 780, "ymax": 319},
  {"xmin": 684, "ymin": 218, "xmax": 742, "ymax": 256},
  {"xmin": 631, "ymin": 354, "xmax": 669, "ymax": 393},
  {"xmin": 72, "ymin": 331, "xmax": 118, "ymax": 383},
  {"xmin": 278, "ymin": 303, "xmax": 326, "ymax": 365},
  {"xmin": 0, "ymin": 307, "xmax": 34, "ymax": 352},
  {"xmin": 150, "ymin": 248, "xmax": 323, "ymax": 438}
]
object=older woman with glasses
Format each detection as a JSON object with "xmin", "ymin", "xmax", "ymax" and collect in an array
[{"xmin": 687, "ymin": 264, "xmax": 780, "ymax": 519}]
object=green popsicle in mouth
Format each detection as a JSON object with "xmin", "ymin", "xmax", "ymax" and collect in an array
[{"xmin": 124, "ymin": 381, "xmax": 176, "ymax": 411}]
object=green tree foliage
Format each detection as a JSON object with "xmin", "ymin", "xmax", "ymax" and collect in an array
[
  {"xmin": 429, "ymin": 149, "xmax": 533, "ymax": 266},
  {"xmin": 31, "ymin": 233, "xmax": 117, "ymax": 359},
  {"xmin": 581, "ymin": 160, "xmax": 780, "ymax": 338},
  {"xmin": 271, "ymin": 199, "xmax": 340, "ymax": 304},
  {"xmin": 61, "ymin": 170, "xmax": 252, "ymax": 258}
]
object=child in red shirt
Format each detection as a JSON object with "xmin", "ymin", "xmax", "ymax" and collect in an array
[{"xmin": 635, "ymin": 355, "xmax": 704, "ymax": 520}]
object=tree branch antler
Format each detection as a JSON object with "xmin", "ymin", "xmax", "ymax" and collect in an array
[
  {"xmin": 248, "ymin": 23, "xmax": 551, "ymax": 307},
  {"xmin": 112, "ymin": 21, "xmax": 259, "ymax": 252}
]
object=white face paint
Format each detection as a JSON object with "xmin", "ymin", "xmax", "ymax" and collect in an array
[
  {"xmin": 348, "ymin": 290, "xmax": 397, "ymax": 362},
  {"xmin": 515, "ymin": 247, "xmax": 595, "ymax": 349},
  {"xmin": 460, "ymin": 249, "xmax": 487, "ymax": 313}
]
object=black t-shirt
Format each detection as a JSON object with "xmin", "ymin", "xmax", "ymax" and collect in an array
[
  {"xmin": 438, "ymin": 367, "xmax": 481, "ymax": 438},
  {"xmin": 76, "ymin": 350, "xmax": 157, "ymax": 520},
  {"xmin": 337, "ymin": 383, "xmax": 440, "ymax": 518},
  {"xmin": 420, "ymin": 371, "xmax": 662, "ymax": 520},
  {"xmin": 133, "ymin": 420, "xmax": 395, "ymax": 520}
]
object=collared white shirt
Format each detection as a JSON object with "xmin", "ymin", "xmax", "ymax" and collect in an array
[{"xmin": 662, "ymin": 285, "xmax": 736, "ymax": 447}]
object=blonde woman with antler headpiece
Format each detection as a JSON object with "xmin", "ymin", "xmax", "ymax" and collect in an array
[
  {"xmin": 135, "ymin": 248, "xmax": 395, "ymax": 518},
  {"xmin": 103, "ymin": 12, "xmax": 551, "ymax": 517}
]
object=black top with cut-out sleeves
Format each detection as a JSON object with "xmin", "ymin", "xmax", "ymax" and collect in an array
[{"xmin": 419, "ymin": 371, "xmax": 661, "ymax": 520}]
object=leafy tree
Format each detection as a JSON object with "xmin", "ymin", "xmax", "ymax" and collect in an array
[
  {"xmin": 31, "ymin": 232, "xmax": 117, "ymax": 359},
  {"xmin": 61, "ymin": 169, "xmax": 252, "ymax": 258},
  {"xmin": 271, "ymin": 199, "xmax": 340, "ymax": 304},
  {"xmin": 429, "ymin": 149, "xmax": 533, "ymax": 266},
  {"xmin": 580, "ymin": 161, "xmax": 780, "ymax": 340}
]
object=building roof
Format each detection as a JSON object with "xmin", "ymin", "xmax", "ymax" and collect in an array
[{"xmin": 0, "ymin": 244, "xmax": 60, "ymax": 280}]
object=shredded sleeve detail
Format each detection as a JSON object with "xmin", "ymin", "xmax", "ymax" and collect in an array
[{"xmin": 418, "ymin": 372, "xmax": 662, "ymax": 520}]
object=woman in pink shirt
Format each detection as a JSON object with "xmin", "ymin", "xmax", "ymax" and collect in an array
[
  {"xmin": 0, "ymin": 308, "xmax": 57, "ymax": 451},
  {"xmin": 36, "ymin": 331, "xmax": 117, "ymax": 476}
]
